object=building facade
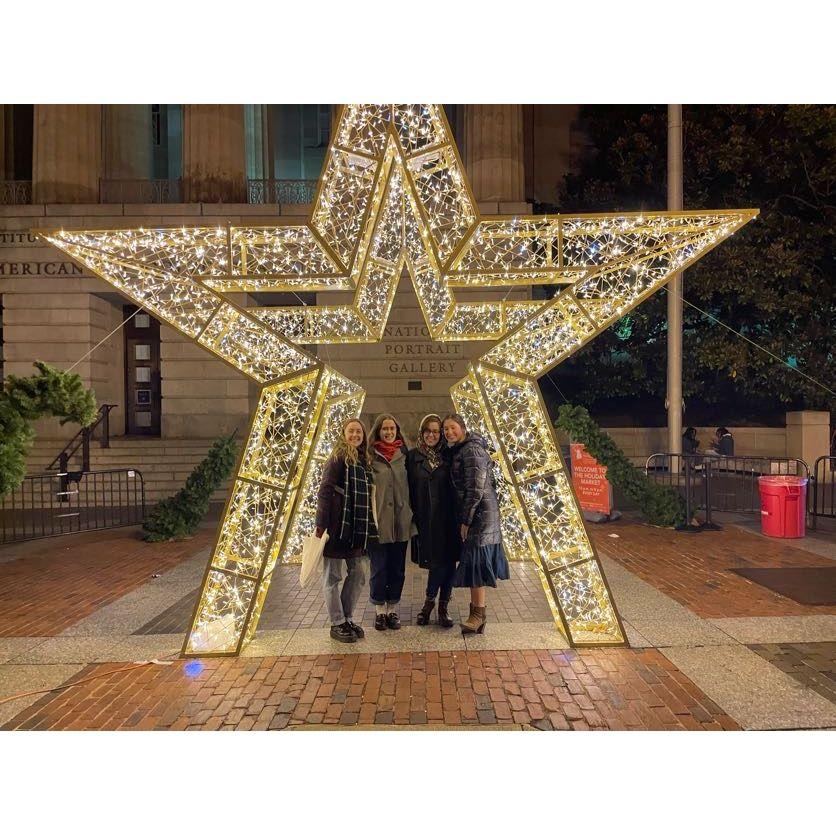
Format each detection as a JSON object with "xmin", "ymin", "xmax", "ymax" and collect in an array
[{"xmin": 0, "ymin": 104, "xmax": 583, "ymax": 489}]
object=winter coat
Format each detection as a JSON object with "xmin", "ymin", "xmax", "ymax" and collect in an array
[
  {"xmin": 370, "ymin": 446, "xmax": 413, "ymax": 544},
  {"xmin": 406, "ymin": 447, "xmax": 460, "ymax": 570},
  {"xmin": 717, "ymin": 432, "xmax": 734, "ymax": 456},
  {"xmin": 315, "ymin": 454, "xmax": 370, "ymax": 560},
  {"xmin": 447, "ymin": 433, "xmax": 502, "ymax": 548}
]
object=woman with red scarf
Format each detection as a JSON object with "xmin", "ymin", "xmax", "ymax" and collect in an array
[{"xmin": 368, "ymin": 413, "xmax": 413, "ymax": 631}]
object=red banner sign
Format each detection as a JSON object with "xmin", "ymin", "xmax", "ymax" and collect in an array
[{"xmin": 570, "ymin": 444, "xmax": 613, "ymax": 515}]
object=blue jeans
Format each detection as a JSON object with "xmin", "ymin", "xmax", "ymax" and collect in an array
[
  {"xmin": 368, "ymin": 541, "xmax": 407, "ymax": 605},
  {"xmin": 323, "ymin": 556, "xmax": 366, "ymax": 626},
  {"xmin": 426, "ymin": 563, "xmax": 455, "ymax": 602}
]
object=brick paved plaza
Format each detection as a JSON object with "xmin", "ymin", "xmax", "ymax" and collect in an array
[{"xmin": 1, "ymin": 516, "xmax": 834, "ymax": 732}]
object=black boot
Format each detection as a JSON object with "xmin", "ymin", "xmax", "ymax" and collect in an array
[
  {"xmin": 437, "ymin": 598, "xmax": 454, "ymax": 628},
  {"xmin": 416, "ymin": 597, "xmax": 435, "ymax": 626}
]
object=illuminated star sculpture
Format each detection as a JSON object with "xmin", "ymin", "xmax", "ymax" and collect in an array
[{"xmin": 40, "ymin": 105, "xmax": 757, "ymax": 655}]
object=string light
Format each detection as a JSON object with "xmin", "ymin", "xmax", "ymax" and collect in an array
[{"xmin": 39, "ymin": 104, "xmax": 757, "ymax": 654}]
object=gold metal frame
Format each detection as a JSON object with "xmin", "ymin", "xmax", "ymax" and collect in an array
[{"xmin": 38, "ymin": 104, "xmax": 757, "ymax": 654}]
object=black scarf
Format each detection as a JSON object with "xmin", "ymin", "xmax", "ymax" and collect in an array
[{"xmin": 339, "ymin": 461, "xmax": 377, "ymax": 549}]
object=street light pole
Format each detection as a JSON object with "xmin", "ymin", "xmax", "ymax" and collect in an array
[{"xmin": 667, "ymin": 104, "xmax": 684, "ymax": 455}]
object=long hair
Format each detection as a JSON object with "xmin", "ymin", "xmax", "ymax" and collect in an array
[
  {"xmin": 329, "ymin": 418, "xmax": 370, "ymax": 468},
  {"xmin": 442, "ymin": 413, "xmax": 467, "ymax": 439},
  {"xmin": 369, "ymin": 413, "xmax": 406, "ymax": 445}
]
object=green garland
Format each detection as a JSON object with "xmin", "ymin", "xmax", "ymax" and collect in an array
[
  {"xmin": 0, "ymin": 361, "xmax": 97, "ymax": 497},
  {"xmin": 143, "ymin": 435, "xmax": 238, "ymax": 542},
  {"xmin": 555, "ymin": 404, "xmax": 686, "ymax": 527}
]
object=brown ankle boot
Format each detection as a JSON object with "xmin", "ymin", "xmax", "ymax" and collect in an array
[
  {"xmin": 416, "ymin": 597, "xmax": 435, "ymax": 626},
  {"xmin": 438, "ymin": 598, "xmax": 454, "ymax": 629},
  {"xmin": 460, "ymin": 604, "xmax": 486, "ymax": 635}
]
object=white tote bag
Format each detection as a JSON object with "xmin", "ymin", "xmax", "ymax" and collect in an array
[{"xmin": 299, "ymin": 530, "xmax": 329, "ymax": 588}]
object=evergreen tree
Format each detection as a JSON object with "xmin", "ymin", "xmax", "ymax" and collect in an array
[
  {"xmin": 143, "ymin": 435, "xmax": 238, "ymax": 541},
  {"xmin": 547, "ymin": 105, "xmax": 834, "ymax": 420}
]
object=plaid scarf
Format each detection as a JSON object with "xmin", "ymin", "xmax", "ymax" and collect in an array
[
  {"xmin": 339, "ymin": 461, "xmax": 377, "ymax": 549},
  {"xmin": 416, "ymin": 437, "xmax": 442, "ymax": 471}
]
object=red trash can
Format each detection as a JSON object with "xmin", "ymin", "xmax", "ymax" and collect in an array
[{"xmin": 757, "ymin": 475, "xmax": 808, "ymax": 538}]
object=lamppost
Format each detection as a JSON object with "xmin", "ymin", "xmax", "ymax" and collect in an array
[{"xmin": 667, "ymin": 104, "xmax": 684, "ymax": 455}]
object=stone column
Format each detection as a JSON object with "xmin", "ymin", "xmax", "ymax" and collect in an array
[
  {"xmin": 182, "ymin": 104, "xmax": 246, "ymax": 202},
  {"xmin": 464, "ymin": 104, "xmax": 525, "ymax": 205},
  {"xmin": 32, "ymin": 105, "xmax": 102, "ymax": 203},
  {"xmin": 0, "ymin": 105, "xmax": 6, "ymax": 179},
  {"xmin": 103, "ymin": 105, "xmax": 152, "ymax": 180},
  {"xmin": 244, "ymin": 104, "xmax": 271, "ymax": 181},
  {"xmin": 786, "ymin": 411, "xmax": 831, "ymax": 469}
]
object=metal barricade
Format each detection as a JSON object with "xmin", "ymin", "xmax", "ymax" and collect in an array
[
  {"xmin": 702, "ymin": 455, "xmax": 808, "ymax": 514},
  {"xmin": 0, "ymin": 469, "xmax": 145, "ymax": 545},
  {"xmin": 644, "ymin": 453, "xmax": 809, "ymax": 528},
  {"xmin": 809, "ymin": 455, "xmax": 836, "ymax": 530},
  {"xmin": 644, "ymin": 453, "xmax": 707, "ymax": 529}
]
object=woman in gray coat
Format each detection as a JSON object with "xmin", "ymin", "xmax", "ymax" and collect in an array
[{"xmin": 368, "ymin": 413, "xmax": 413, "ymax": 630}]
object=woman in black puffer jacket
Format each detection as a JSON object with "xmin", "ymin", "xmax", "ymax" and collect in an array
[{"xmin": 442, "ymin": 413, "xmax": 509, "ymax": 635}]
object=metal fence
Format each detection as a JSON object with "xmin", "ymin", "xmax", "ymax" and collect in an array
[
  {"xmin": 644, "ymin": 453, "xmax": 810, "ymax": 525},
  {"xmin": 99, "ymin": 179, "xmax": 182, "ymax": 203},
  {"xmin": 0, "ymin": 180, "xmax": 32, "ymax": 205},
  {"xmin": 247, "ymin": 179, "xmax": 317, "ymax": 205},
  {"xmin": 0, "ymin": 469, "xmax": 146, "ymax": 545},
  {"xmin": 809, "ymin": 455, "xmax": 836, "ymax": 529},
  {"xmin": 4, "ymin": 178, "xmax": 317, "ymax": 206}
]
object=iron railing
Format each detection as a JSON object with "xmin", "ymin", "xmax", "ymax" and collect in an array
[
  {"xmin": 247, "ymin": 179, "xmax": 317, "ymax": 205},
  {"xmin": 644, "ymin": 453, "xmax": 810, "ymax": 527},
  {"xmin": 0, "ymin": 468, "xmax": 145, "ymax": 544},
  {"xmin": 99, "ymin": 179, "xmax": 182, "ymax": 203},
  {"xmin": 47, "ymin": 403, "xmax": 117, "ymax": 472},
  {"xmin": 0, "ymin": 180, "xmax": 33, "ymax": 204},
  {"xmin": 809, "ymin": 455, "xmax": 836, "ymax": 529}
]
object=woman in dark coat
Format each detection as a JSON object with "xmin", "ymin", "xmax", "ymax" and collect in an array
[
  {"xmin": 682, "ymin": 426, "xmax": 700, "ymax": 456},
  {"xmin": 406, "ymin": 414, "xmax": 460, "ymax": 628},
  {"xmin": 442, "ymin": 413, "xmax": 510, "ymax": 635},
  {"xmin": 315, "ymin": 417, "xmax": 377, "ymax": 644}
]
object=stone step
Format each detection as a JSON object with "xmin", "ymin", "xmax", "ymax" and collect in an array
[
  {"xmin": 29, "ymin": 447, "xmax": 221, "ymax": 457},
  {"xmin": 25, "ymin": 437, "xmax": 238, "ymax": 502},
  {"xmin": 46, "ymin": 458, "xmax": 222, "ymax": 468},
  {"xmin": 26, "ymin": 438, "xmax": 220, "ymax": 452}
]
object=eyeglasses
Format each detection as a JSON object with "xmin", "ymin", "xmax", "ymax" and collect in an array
[{"xmin": 423, "ymin": 429, "xmax": 440, "ymax": 435}]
